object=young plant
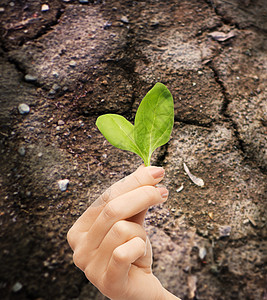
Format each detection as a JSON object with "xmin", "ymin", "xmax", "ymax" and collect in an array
[{"xmin": 96, "ymin": 82, "xmax": 174, "ymax": 166}]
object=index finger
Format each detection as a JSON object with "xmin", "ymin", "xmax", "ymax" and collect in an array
[{"xmin": 74, "ymin": 165, "xmax": 165, "ymax": 231}]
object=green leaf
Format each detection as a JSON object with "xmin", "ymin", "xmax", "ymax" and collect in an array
[
  {"xmin": 134, "ymin": 82, "xmax": 174, "ymax": 166},
  {"xmin": 95, "ymin": 83, "xmax": 174, "ymax": 166},
  {"xmin": 96, "ymin": 114, "xmax": 144, "ymax": 159}
]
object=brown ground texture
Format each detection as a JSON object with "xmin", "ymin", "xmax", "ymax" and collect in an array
[{"xmin": 0, "ymin": 0, "xmax": 266, "ymax": 299}]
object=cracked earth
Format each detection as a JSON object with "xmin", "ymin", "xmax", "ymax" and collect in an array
[{"xmin": 0, "ymin": 0, "xmax": 266, "ymax": 299}]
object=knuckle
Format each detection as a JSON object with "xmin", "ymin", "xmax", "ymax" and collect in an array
[
  {"xmin": 131, "ymin": 172, "xmax": 143, "ymax": 187},
  {"xmin": 73, "ymin": 248, "xmax": 87, "ymax": 270},
  {"xmin": 142, "ymin": 186, "xmax": 159, "ymax": 202},
  {"xmin": 98, "ymin": 187, "xmax": 111, "ymax": 204},
  {"xmin": 112, "ymin": 247, "xmax": 128, "ymax": 264},
  {"xmin": 84, "ymin": 264, "xmax": 98, "ymax": 285},
  {"xmin": 67, "ymin": 227, "xmax": 76, "ymax": 249},
  {"xmin": 103, "ymin": 202, "xmax": 118, "ymax": 220},
  {"xmin": 111, "ymin": 220, "xmax": 128, "ymax": 238}
]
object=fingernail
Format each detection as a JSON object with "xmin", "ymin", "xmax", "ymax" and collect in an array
[
  {"xmin": 150, "ymin": 167, "xmax": 165, "ymax": 179},
  {"xmin": 158, "ymin": 187, "xmax": 168, "ymax": 199}
]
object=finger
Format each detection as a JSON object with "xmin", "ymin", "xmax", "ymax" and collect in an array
[
  {"xmin": 101, "ymin": 237, "xmax": 146, "ymax": 293},
  {"xmin": 133, "ymin": 237, "xmax": 153, "ymax": 268},
  {"xmin": 95, "ymin": 165, "xmax": 165, "ymax": 205},
  {"xmin": 75, "ymin": 165, "xmax": 165, "ymax": 231},
  {"xmin": 86, "ymin": 186, "xmax": 168, "ymax": 249},
  {"xmin": 96, "ymin": 220, "xmax": 147, "ymax": 266},
  {"xmin": 126, "ymin": 208, "xmax": 148, "ymax": 225}
]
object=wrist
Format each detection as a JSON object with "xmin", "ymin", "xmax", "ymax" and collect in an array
[{"xmin": 159, "ymin": 286, "xmax": 182, "ymax": 300}]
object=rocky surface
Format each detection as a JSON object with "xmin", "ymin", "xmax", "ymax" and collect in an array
[{"xmin": 0, "ymin": 0, "xmax": 266, "ymax": 300}]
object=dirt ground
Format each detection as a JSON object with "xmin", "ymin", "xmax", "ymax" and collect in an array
[{"xmin": 0, "ymin": 0, "xmax": 266, "ymax": 299}]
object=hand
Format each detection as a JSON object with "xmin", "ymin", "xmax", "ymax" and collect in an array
[{"xmin": 67, "ymin": 165, "xmax": 180, "ymax": 300}]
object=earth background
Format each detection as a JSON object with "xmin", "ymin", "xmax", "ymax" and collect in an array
[{"xmin": 0, "ymin": 0, "xmax": 266, "ymax": 299}]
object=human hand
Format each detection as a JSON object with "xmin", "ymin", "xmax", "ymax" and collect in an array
[{"xmin": 67, "ymin": 165, "xmax": 179, "ymax": 300}]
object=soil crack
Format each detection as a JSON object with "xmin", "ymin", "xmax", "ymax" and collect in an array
[
  {"xmin": 204, "ymin": 0, "xmax": 267, "ymax": 33},
  {"xmin": 208, "ymin": 61, "xmax": 246, "ymax": 153},
  {"xmin": 26, "ymin": 7, "xmax": 65, "ymax": 46},
  {"xmin": 174, "ymin": 116, "xmax": 213, "ymax": 128},
  {"xmin": 204, "ymin": 0, "xmax": 240, "ymax": 29},
  {"xmin": 208, "ymin": 61, "xmax": 267, "ymax": 175}
]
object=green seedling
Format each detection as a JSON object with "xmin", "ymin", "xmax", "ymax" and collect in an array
[{"xmin": 96, "ymin": 82, "xmax": 174, "ymax": 166}]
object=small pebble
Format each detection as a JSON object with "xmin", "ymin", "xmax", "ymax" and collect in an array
[
  {"xmin": 176, "ymin": 184, "xmax": 184, "ymax": 193},
  {"xmin": 10, "ymin": 2, "xmax": 15, "ymax": 7},
  {"xmin": 199, "ymin": 247, "xmax": 207, "ymax": 260},
  {"xmin": 52, "ymin": 71, "xmax": 59, "ymax": 78},
  {"xmin": 58, "ymin": 179, "xmax": 69, "ymax": 192},
  {"xmin": 18, "ymin": 103, "xmax": 30, "ymax": 115},
  {"xmin": 41, "ymin": 4, "xmax": 49, "ymax": 11},
  {"xmin": 69, "ymin": 60, "xmax": 77, "ymax": 67},
  {"xmin": 37, "ymin": 152, "xmax": 43, "ymax": 158},
  {"xmin": 219, "ymin": 225, "xmax": 231, "ymax": 238},
  {"xmin": 51, "ymin": 83, "xmax": 60, "ymax": 91},
  {"xmin": 48, "ymin": 89, "xmax": 56, "ymax": 95},
  {"xmin": 151, "ymin": 19, "xmax": 159, "ymax": 26},
  {"xmin": 25, "ymin": 74, "xmax": 37, "ymax": 83},
  {"xmin": 12, "ymin": 282, "xmax": 23, "ymax": 293},
  {"xmin": 121, "ymin": 16, "xmax": 129, "ymax": 24},
  {"xmin": 0, "ymin": 7, "xmax": 5, "ymax": 12},
  {"xmin": 18, "ymin": 147, "xmax": 26, "ymax": 156},
  {"xmin": 247, "ymin": 215, "xmax": 257, "ymax": 227},
  {"xmin": 58, "ymin": 120, "xmax": 65, "ymax": 126}
]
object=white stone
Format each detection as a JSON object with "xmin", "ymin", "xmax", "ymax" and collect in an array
[
  {"xmin": 12, "ymin": 282, "xmax": 23, "ymax": 292},
  {"xmin": 18, "ymin": 147, "xmax": 26, "ymax": 156},
  {"xmin": 52, "ymin": 71, "xmax": 59, "ymax": 78},
  {"xmin": 41, "ymin": 4, "xmax": 49, "ymax": 12},
  {"xmin": 199, "ymin": 247, "xmax": 207, "ymax": 260},
  {"xmin": 18, "ymin": 103, "xmax": 30, "ymax": 114},
  {"xmin": 58, "ymin": 120, "xmax": 65, "ymax": 125},
  {"xmin": 121, "ymin": 16, "xmax": 129, "ymax": 24},
  {"xmin": 25, "ymin": 74, "xmax": 37, "ymax": 82},
  {"xmin": 69, "ymin": 60, "xmax": 77, "ymax": 67},
  {"xmin": 58, "ymin": 179, "xmax": 69, "ymax": 191}
]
